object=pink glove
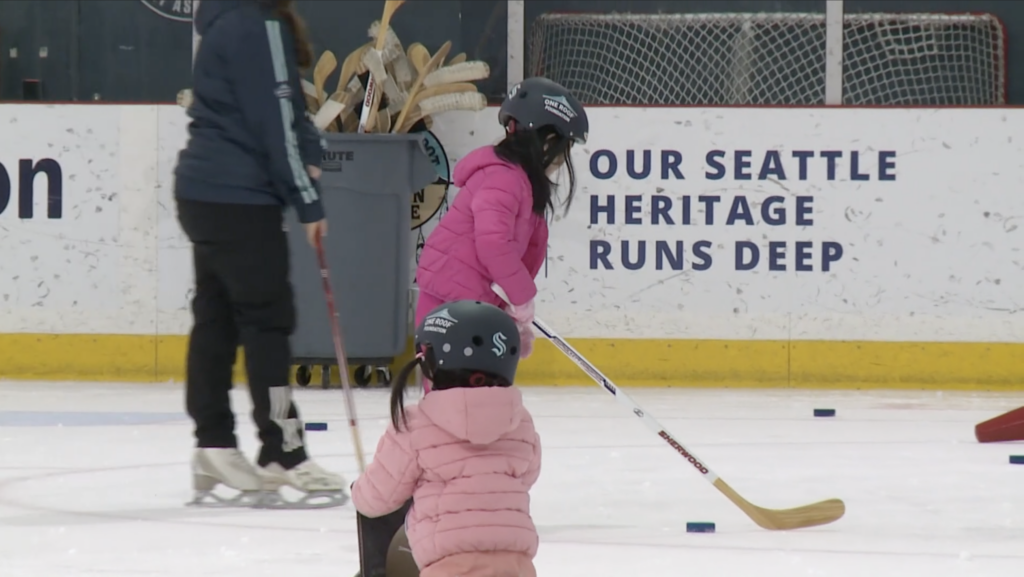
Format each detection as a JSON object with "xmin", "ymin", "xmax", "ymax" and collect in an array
[
  {"xmin": 509, "ymin": 300, "xmax": 535, "ymax": 359},
  {"xmin": 508, "ymin": 299, "xmax": 535, "ymax": 326},
  {"xmin": 517, "ymin": 322, "xmax": 535, "ymax": 359}
]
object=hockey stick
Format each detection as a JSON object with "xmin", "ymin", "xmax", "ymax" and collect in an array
[
  {"xmin": 395, "ymin": 92, "xmax": 486, "ymax": 134},
  {"xmin": 422, "ymin": 61, "xmax": 490, "ymax": 87},
  {"xmin": 491, "ymin": 284, "xmax": 846, "ymax": 531},
  {"xmin": 312, "ymin": 51, "xmax": 337, "ymax": 106},
  {"xmin": 315, "ymin": 234, "xmax": 367, "ymax": 473},
  {"xmin": 391, "ymin": 42, "xmax": 451, "ymax": 135},
  {"xmin": 357, "ymin": 0, "xmax": 405, "ymax": 133}
]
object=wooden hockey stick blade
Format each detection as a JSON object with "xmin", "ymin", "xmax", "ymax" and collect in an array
[
  {"xmin": 418, "ymin": 92, "xmax": 486, "ymax": 116},
  {"xmin": 362, "ymin": 48, "xmax": 406, "ymax": 109},
  {"xmin": 489, "ymin": 282, "xmax": 846, "ymax": 531},
  {"xmin": 714, "ymin": 478, "xmax": 845, "ymax": 530},
  {"xmin": 301, "ymin": 78, "xmax": 318, "ymax": 99},
  {"xmin": 313, "ymin": 50, "xmax": 337, "ymax": 105},
  {"xmin": 406, "ymin": 82, "xmax": 479, "ymax": 113},
  {"xmin": 313, "ymin": 98, "xmax": 346, "ymax": 130},
  {"xmin": 368, "ymin": 20, "xmax": 404, "ymax": 63},
  {"xmin": 420, "ymin": 82, "xmax": 480, "ymax": 99},
  {"xmin": 423, "ymin": 61, "xmax": 490, "ymax": 87},
  {"xmin": 392, "ymin": 41, "xmax": 451, "ymax": 133},
  {"xmin": 335, "ymin": 44, "xmax": 370, "ymax": 96},
  {"xmin": 391, "ymin": 53, "xmax": 415, "ymax": 87},
  {"xmin": 407, "ymin": 43, "xmax": 430, "ymax": 74},
  {"xmin": 397, "ymin": 92, "xmax": 480, "ymax": 133},
  {"xmin": 335, "ymin": 86, "xmax": 365, "ymax": 132},
  {"xmin": 396, "ymin": 110, "xmax": 426, "ymax": 134},
  {"xmin": 377, "ymin": 109, "xmax": 392, "ymax": 133}
]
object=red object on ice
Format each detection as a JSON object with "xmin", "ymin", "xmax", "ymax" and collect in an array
[{"xmin": 975, "ymin": 406, "xmax": 1024, "ymax": 443}]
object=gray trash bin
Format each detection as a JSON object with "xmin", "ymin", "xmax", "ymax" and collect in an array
[{"xmin": 286, "ymin": 133, "xmax": 437, "ymax": 388}]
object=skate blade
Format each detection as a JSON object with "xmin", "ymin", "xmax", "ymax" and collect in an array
[
  {"xmin": 253, "ymin": 490, "xmax": 349, "ymax": 510},
  {"xmin": 186, "ymin": 490, "xmax": 266, "ymax": 508}
]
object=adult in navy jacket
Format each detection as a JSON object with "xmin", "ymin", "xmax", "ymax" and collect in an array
[{"xmin": 174, "ymin": 0, "xmax": 346, "ymax": 508}]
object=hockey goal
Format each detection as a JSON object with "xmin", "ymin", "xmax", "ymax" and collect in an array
[{"xmin": 529, "ymin": 12, "xmax": 1007, "ymax": 106}]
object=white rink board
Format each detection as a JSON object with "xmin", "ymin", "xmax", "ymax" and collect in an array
[
  {"xmin": 436, "ymin": 107, "xmax": 1024, "ymax": 342},
  {"xmin": 1, "ymin": 105, "xmax": 1023, "ymax": 343},
  {"xmin": 0, "ymin": 106, "xmax": 161, "ymax": 334}
]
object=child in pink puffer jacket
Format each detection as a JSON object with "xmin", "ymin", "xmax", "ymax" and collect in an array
[
  {"xmin": 415, "ymin": 77, "xmax": 589, "ymax": 380},
  {"xmin": 352, "ymin": 300, "xmax": 539, "ymax": 577}
]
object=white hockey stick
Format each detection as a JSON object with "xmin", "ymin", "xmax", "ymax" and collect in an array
[
  {"xmin": 491, "ymin": 284, "xmax": 846, "ymax": 531},
  {"xmin": 357, "ymin": 0, "xmax": 405, "ymax": 133}
]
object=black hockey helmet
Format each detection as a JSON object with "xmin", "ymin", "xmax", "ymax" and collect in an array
[
  {"xmin": 416, "ymin": 300, "xmax": 521, "ymax": 385},
  {"xmin": 499, "ymin": 77, "xmax": 589, "ymax": 145}
]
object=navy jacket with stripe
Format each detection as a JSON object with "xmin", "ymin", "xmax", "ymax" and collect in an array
[{"xmin": 174, "ymin": 0, "xmax": 325, "ymax": 223}]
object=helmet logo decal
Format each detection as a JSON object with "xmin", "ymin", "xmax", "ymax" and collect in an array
[
  {"xmin": 542, "ymin": 94, "xmax": 577, "ymax": 123},
  {"xmin": 491, "ymin": 332, "xmax": 509, "ymax": 357},
  {"xmin": 424, "ymin": 308, "xmax": 458, "ymax": 334}
]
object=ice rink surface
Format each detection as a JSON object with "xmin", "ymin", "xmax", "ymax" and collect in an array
[{"xmin": 0, "ymin": 381, "xmax": 1021, "ymax": 577}]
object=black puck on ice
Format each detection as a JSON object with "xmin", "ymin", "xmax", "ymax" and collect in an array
[
  {"xmin": 1010, "ymin": 455, "xmax": 1024, "ymax": 465},
  {"xmin": 814, "ymin": 408, "xmax": 836, "ymax": 417},
  {"xmin": 304, "ymin": 422, "xmax": 328, "ymax": 431},
  {"xmin": 686, "ymin": 522, "xmax": 716, "ymax": 533}
]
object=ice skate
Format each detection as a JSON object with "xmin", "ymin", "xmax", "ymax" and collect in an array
[
  {"xmin": 187, "ymin": 448, "xmax": 266, "ymax": 507},
  {"xmin": 255, "ymin": 458, "xmax": 349, "ymax": 509}
]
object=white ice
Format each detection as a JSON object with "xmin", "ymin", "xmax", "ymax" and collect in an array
[{"xmin": 0, "ymin": 381, "xmax": 1022, "ymax": 577}]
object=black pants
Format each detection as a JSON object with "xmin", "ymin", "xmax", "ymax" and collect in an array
[
  {"xmin": 177, "ymin": 198, "xmax": 308, "ymax": 469},
  {"xmin": 357, "ymin": 500, "xmax": 414, "ymax": 577}
]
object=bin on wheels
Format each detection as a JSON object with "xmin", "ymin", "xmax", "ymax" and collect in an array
[{"xmin": 286, "ymin": 133, "xmax": 437, "ymax": 389}]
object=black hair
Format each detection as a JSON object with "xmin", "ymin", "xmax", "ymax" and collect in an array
[
  {"xmin": 492, "ymin": 125, "xmax": 577, "ymax": 218},
  {"xmin": 257, "ymin": 0, "xmax": 314, "ymax": 71},
  {"xmin": 389, "ymin": 351, "xmax": 512, "ymax": 431}
]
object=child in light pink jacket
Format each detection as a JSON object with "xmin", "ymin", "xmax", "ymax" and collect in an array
[
  {"xmin": 415, "ymin": 77, "xmax": 589, "ymax": 376},
  {"xmin": 352, "ymin": 300, "xmax": 540, "ymax": 577}
]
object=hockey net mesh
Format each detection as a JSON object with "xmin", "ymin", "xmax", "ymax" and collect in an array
[{"xmin": 529, "ymin": 12, "xmax": 1006, "ymax": 105}]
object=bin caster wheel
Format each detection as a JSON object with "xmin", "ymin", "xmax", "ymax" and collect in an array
[
  {"xmin": 321, "ymin": 365, "xmax": 333, "ymax": 389},
  {"xmin": 375, "ymin": 366, "xmax": 392, "ymax": 386},
  {"xmin": 354, "ymin": 365, "xmax": 373, "ymax": 387},
  {"xmin": 296, "ymin": 365, "xmax": 312, "ymax": 387}
]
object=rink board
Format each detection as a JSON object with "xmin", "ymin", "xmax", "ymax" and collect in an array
[
  {"xmin": 1, "ymin": 333, "xmax": 1023, "ymax": 390},
  {"xmin": 1, "ymin": 104, "xmax": 1023, "ymax": 390}
]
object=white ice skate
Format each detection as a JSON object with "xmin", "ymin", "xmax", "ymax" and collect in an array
[
  {"xmin": 187, "ymin": 448, "xmax": 266, "ymax": 507},
  {"xmin": 255, "ymin": 459, "xmax": 349, "ymax": 509}
]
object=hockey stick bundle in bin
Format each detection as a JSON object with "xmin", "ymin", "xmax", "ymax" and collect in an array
[
  {"xmin": 304, "ymin": 0, "xmax": 487, "ymax": 134},
  {"xmin": 177, "ymin": 2, "xmax": 488, "ymax": 135}
]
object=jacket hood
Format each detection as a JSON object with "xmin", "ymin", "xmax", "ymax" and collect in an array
[
  {"xmin": 452, "ymin": 146, "xmax": 517, "ymax": 188},
  {"xmin": 195, "ymin": 0, "xmax": 245, "ymax": 35},
  {"xmin": 418, "ymin": 386, "xmax": 525, "ymax": 445}
]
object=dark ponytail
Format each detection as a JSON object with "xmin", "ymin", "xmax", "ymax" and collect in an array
[
  {"xmin": 389, "ymin": 354, "xmax": 513, "ymax": 431},
  {"xmin": 493, "ymin": 126, "xmax": 578, "ymax": 218},
  {"xmin": 271, "ymin": 0, "xmax": 314, "ymax": 71}
]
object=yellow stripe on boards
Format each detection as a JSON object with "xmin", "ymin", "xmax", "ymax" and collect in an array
[{"xmin": 0, "ymin": 333, "xmax": 1022, "ymax": 391}]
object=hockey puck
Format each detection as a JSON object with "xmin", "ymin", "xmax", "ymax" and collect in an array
[
  {"xmin": 813, "ymin": 408, "xmax": 836, "ymax": 417},
  {"xmin": 304, "ymin": 422, "xmax": 328, "ymax": 431},
  {"xmin": 686, "ymin": 522, "xmax": 716, "ymax": 533},
  {"xmin": 1010, "ymin": 455, "xmax": 1024, "ymax": 465}
]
